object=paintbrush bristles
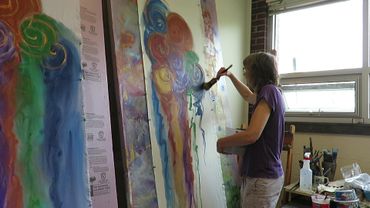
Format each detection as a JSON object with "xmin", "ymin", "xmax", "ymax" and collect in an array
[
  {"xmin": 202, "ymin": 64, "xmax": 233, "ymax": 91},
  {"xmin": 202, "ymin": 77, "xmax": 218, "ymax": 90}
]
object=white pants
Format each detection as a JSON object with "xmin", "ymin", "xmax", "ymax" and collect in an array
[{"xmin": 240, "ymin": 176, "xmax": 284, "ymax": 208}]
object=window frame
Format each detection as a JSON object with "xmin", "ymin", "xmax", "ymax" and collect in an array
[
  {"xmin": 267, "ymin": 0, "xmax": 370, "ymax": 125},
  {"xmin": 282, "ymin": 74, "xmax": 361, "ymax": 119}
]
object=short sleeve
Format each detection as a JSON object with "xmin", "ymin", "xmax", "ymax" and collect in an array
[{"xmin": 255, "ymin": 85, "xmax": 279, "ymax": 112}]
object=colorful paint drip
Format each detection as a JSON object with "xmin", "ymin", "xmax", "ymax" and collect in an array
[{"xmin": 142, "ymin": 0, "xmax": 206, "ymax": 207}]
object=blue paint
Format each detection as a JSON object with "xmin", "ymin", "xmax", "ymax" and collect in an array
[
  {"xmin": 143, "ymin": 0, "xmax": 168, "ymax": 34},
  {"xmin": 143, "ymin": 1, "xmax": 176, "ymax": 206},
  {"xmin": 41, "ymin": 37, "xmax": 88, "ymax": 208},
  {"xmin": 151, "ymin": 85, "xmax": 175, "ymax": 207},
  {"xmin": 143, "ymin": 0, "xmax": 168, "ymax": 64}
]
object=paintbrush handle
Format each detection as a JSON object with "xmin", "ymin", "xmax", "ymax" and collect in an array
[
  {"xmin": 203, "ymin": 78, "xmax": 218, "ymax": 90},
  {"xmin": 209, "ymin": 78, "xmax": 218, "ymax": 85}
]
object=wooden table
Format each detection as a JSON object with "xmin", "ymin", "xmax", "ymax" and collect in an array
[
  {"xmin": 283, "ymin": 181, "xmax": 314, "ymax": 203},
  {"xmin": 283, "ymin": 181, "xmax": 370, "ymax": 207}
]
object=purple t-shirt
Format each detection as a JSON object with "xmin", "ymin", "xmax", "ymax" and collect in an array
[{"xmin": 240, "ymin": 84, "xmax": 285, "ymax": 178}]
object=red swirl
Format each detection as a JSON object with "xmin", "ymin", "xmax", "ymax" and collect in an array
[
  {"xmin": 148, "ymin": 33, "xmax": 168, "ymax": 65},
  {"xmin": 167, "ymin": 13, "xmax": 193, "ymax": 52}
]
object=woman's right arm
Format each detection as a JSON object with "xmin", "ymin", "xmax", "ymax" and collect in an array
[{"xmin": 224, "ymin": 72, "xmax": 256, "ymax": 104}]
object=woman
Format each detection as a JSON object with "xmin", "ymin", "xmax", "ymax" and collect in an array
[{"xmin": 217, "ymin": 52, "xmax": 285, "ymax": 208}]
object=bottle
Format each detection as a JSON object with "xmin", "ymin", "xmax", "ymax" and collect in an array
[{"xmin": 299, "ymin": 152, "xmax": 312, "ymax": 191}]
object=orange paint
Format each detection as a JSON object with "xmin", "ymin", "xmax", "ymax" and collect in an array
[
  {"xmin": 0, "ymin": 0, "xmax": 42, "ymax": 206},
  {"xmin": 120, "ymin": 31, "xmax": 135, "ymax": 48},
  {"xmin": 0, "ymin": 0, "xmax": 41, "ymax": 43},
  {"xmin": 1, "ymin": 52, "xmax": 23, "ymax": 208}
]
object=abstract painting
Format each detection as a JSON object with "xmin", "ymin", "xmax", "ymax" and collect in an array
[
  {"xmin": 104, "ymin": 0, "xmax": 237, "ymax": 207},
  {"xmin": 0, "ymin": 0, "xmax": 90, "ymax": 207},
  {"xmin": 107, "ymin": 0, "xmax": 158, "ymax": 207},
  {"xmin": 139, "ymin": 0, "xmax": 226, "ymax": 207}
]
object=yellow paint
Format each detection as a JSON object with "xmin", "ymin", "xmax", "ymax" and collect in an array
[
  {"xmin": 170, "ymin": 101, "xmax": 187, "ymax": 207},
  {"xmin": 153, "ymin": 66, "xmax": 173, "ymax": 94}
]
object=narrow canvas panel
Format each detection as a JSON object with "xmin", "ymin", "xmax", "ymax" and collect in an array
[{"xmin": 108, "ymin": 0, "xmax": 158, "ymax": 207}]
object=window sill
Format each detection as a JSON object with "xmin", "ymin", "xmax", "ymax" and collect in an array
[{"xmin": 286, "ymin": 122, "xmax": 370, "ymax": 136}]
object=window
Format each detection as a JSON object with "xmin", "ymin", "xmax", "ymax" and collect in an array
[
  {"xmin": 282, "ymin": 80, "xmax": 357, "ymax": 113},
  {"xmin": 269, "ymin": 0, "xmax": 370, "ymax": 124}
]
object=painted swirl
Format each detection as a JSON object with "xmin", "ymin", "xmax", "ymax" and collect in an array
[
  {"xmin": 0, "ymin": 0, "xmax": 40, "ymax": 19},
  {"xmin": 20, "ymin": 14, "xmax": 57, "ymax": 57},
  {"xmin": 143, "ymin": 1, "xmax": 207, "ymax": 207},
  {"xmin": 191, "ymin": 64, "xmax": 205, "ymax": 116},
  {"xmin": 143, "ymin": 0, "xmax": 168, "ymax": 34},
  {"xmin": 153, "ymin": 66, "xmax": 173, "ymax": 96},
  {"xmin": 0, "ymin": 21, "xmax": 16, "ymax": 66},
  {"xmin": 42, "ymin": 42, "xmax": 67, "ymax": 71},
  {"xmin": 0, "ymin": 0, "xmax": 20, "ymax": 17},
  {"xmin": 168, "ymin": 50, "xmax": 189, "ymax": 94},
  {"xmin": 191, "ymin": 64, "xmax": 205, "ymax": 95},
  {"xmin": 167, "ymin": 13, "xmax": 193, "ymax": 52},
  {"xmin": 148, "ymin": 33, "xmax": 168, "ymax": 65}
]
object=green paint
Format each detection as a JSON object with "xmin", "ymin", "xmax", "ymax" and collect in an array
[
  {"xmin": 20, "ymin": 14, "xmax": 57, "ymax": 58},
  {"xmin": 16, "ymin": 52, "xmax": 52, "ymax": 208},
  {"xmin": 187, "ymin": 93, "xmax": 193, "ymax": 110},
  {"xmin": 184, "ymin": 51, "xmax": 200, "ymax": 95},
  {"xmin": 220, "ymin": 155, "xmax": 241, "ymax": 208},
  {"xmin": 224, "ymin": 182, "xmax": 240, "ymax": 208},
  {"xmin": 15, "ymin": 53, "xmax": 49, "ymax": 208},
  {"xmin": 190, "ymin": 119, "xmax": 203, "ymax": 207},
  {"xmin": 14, "ymin": 13, "xmax": 58, "ymax": 208}
]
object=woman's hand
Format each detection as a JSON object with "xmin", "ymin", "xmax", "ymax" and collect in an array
[
  {"xmin": 216, "ymin": 66, "xmax": 231, "ymax": 79},
  {"xmin": 217, "ymin": 139, "xmax": 223, "ymax": 153},
  {"xmin": 217, "ymin": 138, "xmax": 230, "ymax": 154}
]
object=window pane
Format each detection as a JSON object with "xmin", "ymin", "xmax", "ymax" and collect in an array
[
  {"xmin": 275, "ymin": 0, "xmax": 362, "ymax": 74},
  {"xmin": 282, "ymin": 81, "xmax": 356, "ymax": 113}
]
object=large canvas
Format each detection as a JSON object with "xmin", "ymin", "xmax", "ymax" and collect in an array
[
  {"xmin": 108, "ymin": 0, "xmax": 158, "ymax": 207},
  {"xmin": 0, "ymin": 0, "xmax": 90, "ymax": 207},
  {"xmin": 200, "ymin": 1, "xmax": 241, "ymax": 207},
  {"xmin": 138, "ymin": 0, "xmax": 227, "ymax": 207}
]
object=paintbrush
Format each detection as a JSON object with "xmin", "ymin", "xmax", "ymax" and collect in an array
[{"xmin": 202, "ymin": 64, "xmax": 233, "ymax": 90}]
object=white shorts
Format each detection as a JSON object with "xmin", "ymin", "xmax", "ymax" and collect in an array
[{"xmin": 240, "ymin": 175, "xmax": 284, "ymax": 208}]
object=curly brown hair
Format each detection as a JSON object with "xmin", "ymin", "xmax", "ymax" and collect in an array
[{"xmin": 243, "ymin": 52, "xmax": 279, "ymax": 94}]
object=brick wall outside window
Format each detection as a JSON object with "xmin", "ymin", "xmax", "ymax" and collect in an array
[{"xmin": 251, "ymin": 0, "xmax": 268, "ymax": 53}]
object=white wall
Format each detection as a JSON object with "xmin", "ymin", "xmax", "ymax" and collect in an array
[{"xmin": 216, "ymin": 0, "xmax": 251, "ymax": 128}]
